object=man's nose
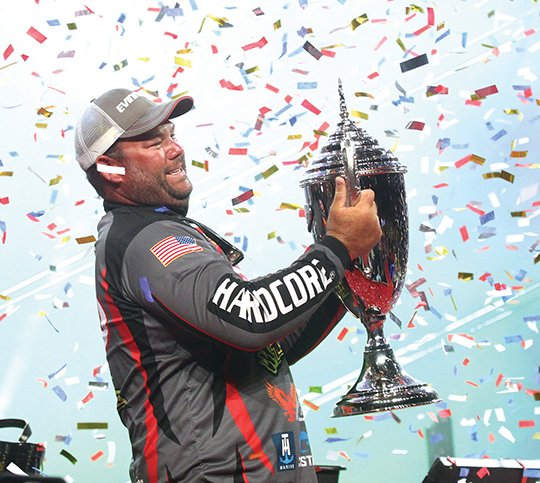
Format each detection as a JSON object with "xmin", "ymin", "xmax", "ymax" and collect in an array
[{"xmin": 166, "ymin": 138, "xmax": 184, "ymax": 158}]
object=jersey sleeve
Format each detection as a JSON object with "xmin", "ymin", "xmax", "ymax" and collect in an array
[{"xmin": 121, "ymin": 219, "xmax": 351, "ymax": 352}]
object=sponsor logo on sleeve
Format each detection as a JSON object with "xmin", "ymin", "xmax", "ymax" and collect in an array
[
  {"xmin": 257, "ymin": 343, "xmax": 284, "ymax": 375},
  {"xmin": 298, "ymin": 431, "xmax": 314, "ymax": 468},
  {"xmin": 150, "ymin": 235, "xmax": 203, "ymax": 267},
  {"xmin": 209, "ymin": 256, "xmax": 336, "ymax": 324},
  {"xmin": 271, "ymin": 432, "xmax": 296, "ymax": 471},
  {"xmin": 265, "ymin": 381, "xmax": 298, "ymax": 422}
]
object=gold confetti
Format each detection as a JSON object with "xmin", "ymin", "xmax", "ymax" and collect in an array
[
  {"xmin": 37, "ymin": 107, "xmax": 53, "ymax": 117},
  {"xmin": 351, "ymin": 110, "xmax": 368, "ymax": 120},
  {"xmin": 279, "ymin": 203, "xmax": 302, "ymax": 210},
  {"xmin": 482, "ymin": 171, "xmax": 515, "ymax": 183},
  {"xmin": 351, "ymin": 13, "xmax": 368, "ymax": 30},
  {"xmin": 354, "ymin": 91, "xmax": 375, "ymax": 98},
  {"xmin": 49, "ymin": 175, "xmax": 62, "ymax": 186},
  {"xmin": 174, "ymin": 57, "xmax": 192, "ymax": 68},
  {"xmin": 458, "ymin": 272, "xmax": 474, "ymax": 281},
  {"xmin": 75, "ymin": 235, "xmax": 97, "ymax": 245}
]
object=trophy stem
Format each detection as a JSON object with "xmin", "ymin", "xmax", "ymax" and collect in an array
[{"xmin": 333, "ymin": 312, "xmax": 440, "ymax": 417}]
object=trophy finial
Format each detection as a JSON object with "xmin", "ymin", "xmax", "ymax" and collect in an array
[{"xmin": 338, "ymin": 78, "xmax": 349, "ymax": 122}]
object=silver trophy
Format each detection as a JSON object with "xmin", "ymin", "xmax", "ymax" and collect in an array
[{"xmin": 300, "ymin": 80, "xmax": 440, "ymax": 417}]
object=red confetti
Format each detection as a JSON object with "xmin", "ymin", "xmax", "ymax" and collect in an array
[
  {"xmin": 164, "ymin": 32, "xmax": 178, "ymax": 39},
  {"xmin": 433, "ymin": 183, "xmax": 448, "ymax": 189},
  {"xmin": 477, "ymin": 467, "xmax": 490, "ymax": 479},
  {"xmin": 466, "ymin": 203, "xmax": 486, "ymax": 216},
  {"xmin": 90, "ymin": 450, "xmax": 104, "ymax": 461},
  {"xmin": 219, "ymin": 79, "xmax": 244, "ymax": 91},
  {"xmin": 80, "ymin": 391, "xmax": 94, "ymax": 405},
  {"xmin": 229, "ymin": 148, "xmax": 248, "ymax": 155},
  {"xmin": 488, "ymin": 433, "xmax": 496, "ymax": 443},
  {"xmin": 265, "ymin": 83, "xmax": 279, "ymax": 93},
  {"xmin": 27, "ymin": 26, "xmax": 47, "ymax": 44},
  {"xmin": 211, "ymin": 44, "xmax": 218, "ymax": 54},
  {"xmin": 518, "ymin": 420, "xmax": 535, "ymax": 428},
  {"xmin": 303, "ymin": 399, "xmax": 319, "ymax": 411},
  {"xmin": 3, "ymin": 44, "xmax": 14, "ymax": 60},
  {"xmin": 320, "ymin": 49, "xmax": 336, "ymax": 58},
  {"xmin": 0, "ymin": 197, "xmax": 9, "ymax": 205},
  {"xmin": 367, "ymin": 72, "xmax": 379, "ymax": 79},
  {"xmin": 459, "ymin": 225, "xmax": 469, "ymax": 242},
  {"xmin": 438, "ymin": 409, "xmax": 452, "ymax": 418},
  {"xmin": 405, "ymin": 121, "xmax": 425, "ymax": 131},
  {"xmin": 232, "ymin": 190, "xmax": 254, "ymax": 206},
  {"xmin": 475, "ymin": 85, "xmax": 499, "ymax": 98},
  {"xmin": 413, "ymin": 24, "xmax": 431, "ymax": 36},
  {"xmin": 242, "ymin": 37, "xmax": 268, "ymax": 51},
  {"xmin": 427, "ymin": 7, "xmax": 435, "ymax": 25},
  {"xmin": 374, "ymin": 36, "xmax": 387, "ymax": 51},
  {"xmin": 462, "ymin": 358, "xmax": 470, "ymax": 366},
  {"xmin": 337, "ymin": 327, "xmax": 348, "ymax": 341},
  {"xmin": 479, "ymin": 272, "xmax": 492, "ymax": 282},
  {"xmin": 301, "ymin": 99, "xmax": 321, "ymax": 115}
]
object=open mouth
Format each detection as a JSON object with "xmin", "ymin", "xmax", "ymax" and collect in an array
[{"xmin": 167, "ymin": 166, "xmax": 185, "ymax": 177}]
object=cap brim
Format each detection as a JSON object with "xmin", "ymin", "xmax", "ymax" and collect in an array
[{"xmin": 120, "ymin": 95, "xmax": 194, "ymax": 139}]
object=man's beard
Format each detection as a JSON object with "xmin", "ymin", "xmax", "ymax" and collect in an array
[{"xmin": 124, "ymin": 163, "xmax": 193, "ymax": 213}]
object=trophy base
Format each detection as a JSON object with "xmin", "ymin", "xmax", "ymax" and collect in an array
[{"xmin": 332, "ymin": 383, "xmax": 440, "ymax": 417}]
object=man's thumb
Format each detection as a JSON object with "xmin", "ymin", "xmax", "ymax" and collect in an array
[{"xmin": 333, "ymin": 177, "xmax": 347, "ymax": 207}]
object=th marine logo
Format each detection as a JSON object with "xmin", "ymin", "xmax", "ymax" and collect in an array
[
  {"xmin": 209, "ymin": 257, "xmax": 336, "ymax": 324},
  {"xmin": 272, "ymin": 432, "xmax": 296, "ymax": 471}
]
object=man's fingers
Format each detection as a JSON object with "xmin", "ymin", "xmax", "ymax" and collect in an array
[{"xmin": 355, "ymin": 188, "xmax": 375, "ymax": 206}]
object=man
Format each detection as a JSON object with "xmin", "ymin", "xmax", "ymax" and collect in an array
[{"xmin": 75, "ymin": 88, "xmax": 381, "ymax": 483}]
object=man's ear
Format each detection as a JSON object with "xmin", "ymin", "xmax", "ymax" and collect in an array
[{"xmin": 95, "ymin": 154, "xmax": 126, "ymax": 183}]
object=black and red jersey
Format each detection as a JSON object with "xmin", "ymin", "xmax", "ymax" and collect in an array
[{"xmin": 94, "ymin": 202, "xmax": 348, "ymax": 482}]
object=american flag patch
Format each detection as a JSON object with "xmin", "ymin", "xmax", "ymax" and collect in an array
[{"xmin": 150, "ymin": 235, "xmax": 203, "ymax": 266}]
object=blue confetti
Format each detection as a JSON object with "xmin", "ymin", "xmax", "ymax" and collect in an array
[
  {"xmin": 435, "ymin": 29, "xmax": 450, "ymax": 43},
  {"xmin": 139, "ymin": 277, "xmax": 155, "ymax": 302},
  {"xmin": 491, "ymin": 129, "xmax": 507, "ymax": 141},
  {"xmin": 52, "ymin": 385, "xmax": 67, "ymax": 402},
  {"xmin": 297, "ymin": 82, "xmax": 318, "ymax": 89},
  {"xmin": 479, "ymin": 211, "xmax": 495, "ymax": 225}
]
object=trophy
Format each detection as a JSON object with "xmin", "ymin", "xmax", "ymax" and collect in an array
[{"xmin": 300, "ymin": 80, "xmax": 440, "ymax": 417}]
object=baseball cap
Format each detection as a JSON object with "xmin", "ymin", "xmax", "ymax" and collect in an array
[{"xmin": 74, "ymin": 88, "xmax": 194, "ymax": 171}]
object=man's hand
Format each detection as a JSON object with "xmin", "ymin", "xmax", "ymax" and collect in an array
[{"xmin": 325, "ymin": 177, "xmax": 382, "ymax": 261}]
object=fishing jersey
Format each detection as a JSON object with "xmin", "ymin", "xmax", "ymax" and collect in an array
[{"xmin": 94, "ymin": 202, "xmax": 349, "ymax": 483}]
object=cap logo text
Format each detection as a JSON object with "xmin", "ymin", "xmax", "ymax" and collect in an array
[{"xmin": 116, "ymin": 93, "xmax": 139, "ymax": 113}]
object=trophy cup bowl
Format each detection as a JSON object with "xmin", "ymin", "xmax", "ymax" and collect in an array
[{"xmin": 300, "ymin": 81, "xmax": 440, "ymax": 417}]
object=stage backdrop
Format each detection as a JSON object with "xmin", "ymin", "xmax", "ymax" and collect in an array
[{"xmin": 0, "ymin": 1, "xmax": 538, "ymax": 481}]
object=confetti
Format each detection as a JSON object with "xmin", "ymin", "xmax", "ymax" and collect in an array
[
  {"xmin": 351, "ymin": 14, "xmax": 368, "ymax": 30},
  {"xmin": 232, "ymin": 190, "xmax": 254, "ymax": 206},
  {"xmin": 77, "ymin": 422, "xmax": 108, "ymax": 430},
  {"xmin": 400, "ymin": 53, "xmax": 429, "ymax": 73},
  {"xmin": 302, "ymin": 41, "xmax": 322, "ymax": 60},
  {"xmin": 303, "ymin": 399, "xmax": 319, "ymax": 411},
  {"xmin": 75, "ymin": 235, "xmax": 96, "ymax": 244},
  {"xmin": 60, "ymin": 449, "xmax": 78, "ymax": 465},
  {"xmin": 27, "ymin": 26, "xmax": 47, "ymax": 43}
]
